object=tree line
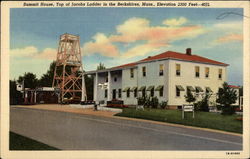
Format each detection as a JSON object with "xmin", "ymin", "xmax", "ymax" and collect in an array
[{"xmin": 9, "ymin": 62, "xmax": 107, "ymax": 104}]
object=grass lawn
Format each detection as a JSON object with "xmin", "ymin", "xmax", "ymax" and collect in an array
[
  {"xmin": 115, "ymin": 108, "xmax": 242, "ymax": 134},
  {"xmin": 10, "ymin": 132, "xmax": 60, "ymax": 150}
]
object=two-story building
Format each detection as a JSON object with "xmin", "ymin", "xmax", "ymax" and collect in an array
[{"xmin": 86, "ymin": 48, "xmax": 228, "ymax": 108}]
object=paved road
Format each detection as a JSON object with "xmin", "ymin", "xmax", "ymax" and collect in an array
[{"xmin": 10, "ymin": 107, "xmax": 242, "ymax": 150}]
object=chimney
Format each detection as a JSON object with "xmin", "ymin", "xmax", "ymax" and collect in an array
[{"xmin": 186, "ymin": 48, "xmax": 192, "ymax": 55}]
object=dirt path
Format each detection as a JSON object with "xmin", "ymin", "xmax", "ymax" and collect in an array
[{"xmin": 12, "ymin": 104, "xmax": 117, "ymax": 118}]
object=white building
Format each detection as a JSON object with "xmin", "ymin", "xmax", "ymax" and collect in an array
[{"xmin": 86, "ymin": 48, "xmax": 228, "ymax": 109}]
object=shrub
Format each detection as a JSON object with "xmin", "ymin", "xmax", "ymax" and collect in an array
[
  {"xmin": 185, "ymin": 89, "xmax": 196, "ymax": 103},
  {"xmin": 137, "ymin": 97, "xmax": 145, "ymax": 106},
  {"xmin": 194, "ymin": 94, "xmax": 210, "ymax": 112},
  {"xmin": 159, "ymin": 101, "xmax": 168, "ymax": 109},
  {"xmin": 151, "ymin": 96, "xmax": 159, "ymax": 109},
  {"xmin": 199, "ymin": 94, "xmax": 210, "ymax": 112},
  {"xmin": 221, "ymin": 106, "xmax": 235, "ymax": 115},
  {"xmin": 144, "ymin": 96, "xmax": 151, "ymax": 108},
  {"xmin": 216, "ymin": 82, "xmax": 237, "ymax": 115}
]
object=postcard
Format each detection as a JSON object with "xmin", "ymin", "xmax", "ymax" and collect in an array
[{"xmin": 1, "ymin": 1, "xmax": 249, "ymax": 159}]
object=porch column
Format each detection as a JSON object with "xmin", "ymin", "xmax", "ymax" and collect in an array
[
  {"xmin": 94, "ymin": 72, "xmax": 98, "ymax": 102},
  {"xmin": 34, "ymin": 91, "xmax": 37, "ymax": 104},
  {"xmin": 108, "ymin": 71, "xmax": 111, "ymax": 101}
]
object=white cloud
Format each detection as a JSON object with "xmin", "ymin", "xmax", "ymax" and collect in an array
[
  {"xmin": 82, "ymin": 17, "xmax": 205, "ymax": 59},
  {"xmin": 214, "ymin": 33, "xmax": 243, "ymax": 44},
  {"xmin": 10, "ymin": 46, "xmax": 57, "ymax": 60},
  {"xmin": 10, "ymin": 46, "xmax": 38, "ymax": 57},
  {"xmin": 82, "ymin": 33, "xmax": 119, "ymax": 57},
  {"xmin": 162, "ymin": 17, "xmax": 188, "ymax": 27},
  {"xmin": 34, "ymin": 48, "xmax": 57, "ymax": 60}
]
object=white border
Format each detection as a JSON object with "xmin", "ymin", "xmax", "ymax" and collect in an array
[{"xmin": 1, "ymin": 1, "xmax": 249, "ymax": 159}]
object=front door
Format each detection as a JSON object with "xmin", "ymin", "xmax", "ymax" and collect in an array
[{"xmin": 112, "ymin": 89, "xmax": 116, "ymax": 99}]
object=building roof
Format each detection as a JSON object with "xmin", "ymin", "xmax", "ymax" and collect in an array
[
  {"xmin": 111, "ymin": 50, "xmax": 228, "ymax": 70},
  {"xmin": 138, "ymin": 51, "xmax": 228, "ymax": 66},
  {"xmin": 228, "ymin": 85, "xmax": 240, "ymax": 89},
  {"xmin": 86, "ymin": 49, "xmax": 228, "ymax": 73}
]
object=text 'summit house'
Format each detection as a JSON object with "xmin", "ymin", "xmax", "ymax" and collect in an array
[{"xmin": 86, "ymin": 48, "xmax": 228, "ymax": 108}]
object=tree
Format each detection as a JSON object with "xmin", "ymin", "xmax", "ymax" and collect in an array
[
  {"xmin": 9, "ymin": 80, "xmax": 23, "ymax": 105},
  {"xmin": 216, "ymin": 82, "xmax": 238, "ymax": 115},
  {"xmin": 38, "ymin": 61, "xmax": 56, "ymax": 87},
  {"xmin": 185, "ymin": 90, "xmax": 196, "ymax": 103},
  {"xmin": 97, "ymin": 63, "xmax": 106, "ymax": 70},
  {"xmin": 199, "ymin": 94, "xmax": 210, "ymax": 112},
  {"xmin": 17, "ymin": 72, "xmax": 38, "ymax": 89}
]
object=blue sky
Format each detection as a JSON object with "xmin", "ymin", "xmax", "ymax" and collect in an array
[{"xmin": 10, "ymin": 7, "xmax": 243, "ymax": 85}]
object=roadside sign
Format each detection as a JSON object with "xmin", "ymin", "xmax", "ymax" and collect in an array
[{"xmin": 182, "ymin": 104, "xmax": 194, "ymax": 119}]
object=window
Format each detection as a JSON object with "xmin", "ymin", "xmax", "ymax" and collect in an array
[
  {"xmin": 118, "ymin": 89, "xmax": 122, "ymax": 98},
  {"xmin": 205, "ymin": 67, "xmax": 209, "ymax": 78},
  {"xmin": 130, "ymin": 68, "xmax": 134, "ymax": 78},
  {"xmin": 159, "ymin": 64, "xmax": 164, "ymax": 76},
  {"xmin": 176, "ymin": 64, "xmax": 181, "ymax": 76},
  {"xmin": 134, "ymin": 88, "xmax": 137, "ymax": 97},
  {"xmin": 159, "ymin": 87, "xmax": 163, "ymax": 97},
  {"xmin": 104, "ymin": 89, "xmax": 108, "ymax": 98},
  {"xmin": 114, "ymin": 77, "xmax": 117, "ymax": 82},
  {"xmin": 105, "ymin": 77, "xmax": 108, "ymax": 82},
  {"xmin": 176, "ymin": 87, "xmax": 180, "ymax": 97},
  {"xmin": 218, "ymin": 69, "xmax": 222, "ymax": 79},
  {"xmin": 142, "ymin": 66, "xmax": 146, "ymax": 77},
  {"xmin": 195, "ymin": 66, "xmax": 200, "ymax": 78},
  {"xmin": 126, "ymin": 89, "xmax": 130, "ymax": 98}
]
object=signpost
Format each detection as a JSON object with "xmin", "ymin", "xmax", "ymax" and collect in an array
[{"xmin": 182, "ymin": 104, "xmax": 194, "ymax": 119}]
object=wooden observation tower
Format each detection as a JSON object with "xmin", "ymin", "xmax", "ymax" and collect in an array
[{"xmin": 52, "ymin": 33, "xmax": 87, "ymax": 103}]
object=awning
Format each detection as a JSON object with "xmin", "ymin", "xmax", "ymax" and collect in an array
[
  {"xmin": 176, "ymin": 85, "xmax": 185, "ymax": 91},
  {"xmin": 146, "ymin": 86, "xmax": 154, "ymax": 91},
  {"xmin": 187, "ymin": 86, "xmax": 195, "ymax": 92},
  {"xmin": 206, "ymin": 87, "xmax": 213, "ymax": 92},
  {"xmin": 155, "ymin": 85, "xmax": 163, "ymax": 91},
  {"xmin": 138, "ymin": 86, "xmax": 146, "ymax": 91},
  {"xmin": 195, "ymin": 86, "xmax": 204, "ymax": 92},
  {"xmin": 130, "ymin": 86, "xmax": 137, "ymax": 92},
  {"xmin": 123, "ymin": 87, "xmax": 130, "ymax": 92}
]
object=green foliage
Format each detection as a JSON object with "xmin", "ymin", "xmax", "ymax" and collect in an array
[
  {"xmin": 116, "ymin": 108, "xmax": 242, "ymax": 134},
  {"xmin": 194, "ymin": 94, "xmax": 210, "ymax": 112},
  {"xmin": 221, "ymin": 107, "xmax": 235, "ymax": 115},
  {"xmin": 199, "ymin": 94, "xmax": 210, "ymax": 112},
  {"xmin": 185, "ymin": 90, "xmax": 196, "ymax": 103},
  {"xmin": 159, "ymin": 101, "xmax": 168, "ymax": 109},
  {"xmin": 17, "ymin": 72, "xmax": 38, "ymax": 89},
  {"xmin": 9, "ymin": 80, "xmax": 23, "ymax": 105},
  {"xmin": 137, "ymin": 96, "xmax": 159, "ymax": 109},
  {"xmin": 10, "ymin": 132, "xmax": 59, "ymax": 150},
  {"xmin": 144, "ymin": 96, "xmax": 151, "ymax": 108},
  {"xmin": 38, "ymin": 61, "xmax": 56, "ymax": 87},
  {"xmin": 97, "ymin": 63, "xmax": 106, "ymax": 70},
  {"xmin": 216, "ymin": 82, "xmax": 238, "ymax": 115},
  {"xmin": 137, "ymin": 96, "xmax": 145, "ymax": 105},
  {"xmin": 150, "ymin": 96, "xmax": 159, "ymax": 109}
]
